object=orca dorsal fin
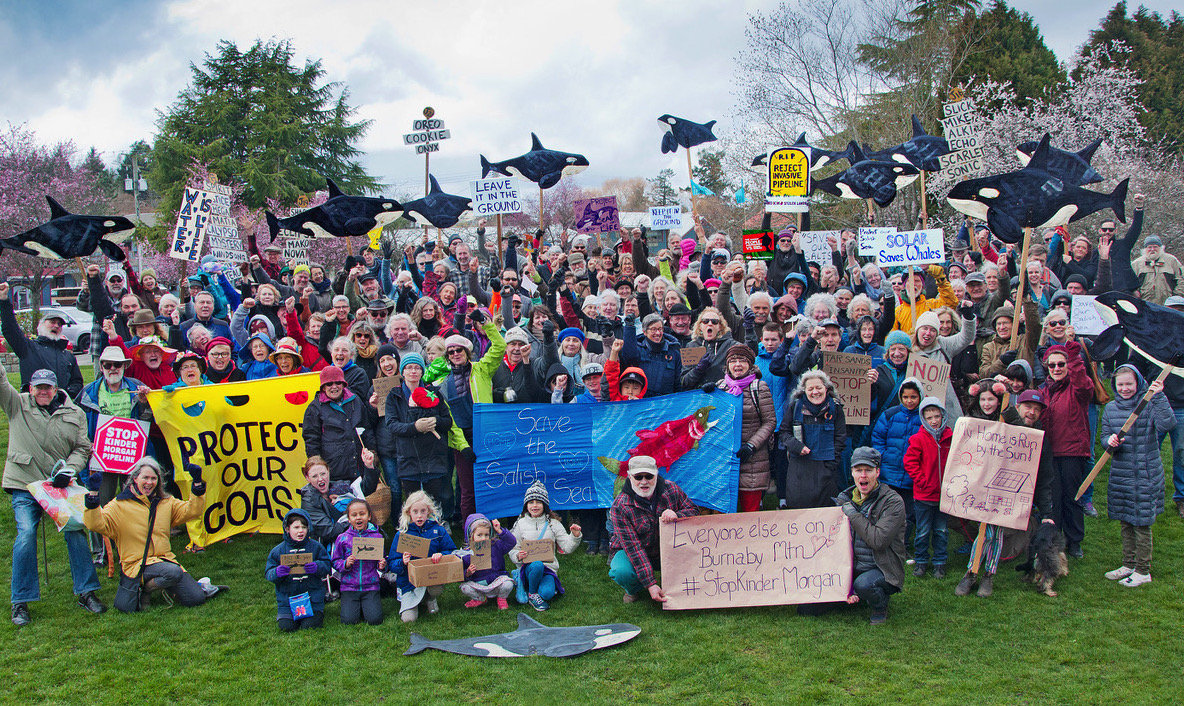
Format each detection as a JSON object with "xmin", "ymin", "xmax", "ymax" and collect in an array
[
  {"xmin": 793, "ymin": 132, "xmax": 808, "ymax": 147},
  {"xmin": 911, "ymin": 114, "xmax": 926, "ymax": 137},
  {"xmin": 428, "ymin": 175, "xmax": 443, "ymax": 193},
  {"xmin": 530, "ymin": 133, "xmax": 544, "ymax": 151},
  {"xmin": 516, "ymin": 613, "xmax": 546, "ymax": 630},
  {"xmin": 849, "ymin": 142, "xmax": 868, "ymax": 163},
  {"xmin": 46, "ymin": 196, "xmax": 70, "ymax": 219},
  {"xmin": 1078, "ymin": 137, "xmax": 1103, "ymax": 163},
  {"xmin": 1026, "ymin": 134, "xmax": 1053, "ymax": 171},
  {"xmin": 326, "ymin": 178, "xmax": 344, "ymax": 198}
]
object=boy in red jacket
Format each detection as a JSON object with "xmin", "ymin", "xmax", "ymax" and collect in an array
[{"xmin": 903, "ymin": 397, "xmax": 952, "ymax": 579}]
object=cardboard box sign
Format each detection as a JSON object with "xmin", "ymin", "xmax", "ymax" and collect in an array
[
  {"xmin": 408, "ymin": 555, "xmax": 464, "ymax": 587},
  {"xmin": 280, "ymin": 552, "xmax": 313, "ymax": 575},
  {"xmin": 372, "ymin": 374, "xmax": 402, "ymax": 416},
  {"xmin": 470, "ymin": 539, "xmax": 492, "ymax": 571},
  {"xmin": 519, "ymin": 539, "xmax": 556, "ymax": 563},
  {"xmin": 351, "ymin": 537, "xmax": 384, "ymax": 561},
  {"xmin": 681, "ymin": 347, "xmax": 707, "ymax": 367},
  {"xmin": 396, "ymin": 533, "xmax": 432, "ymax": 558}
]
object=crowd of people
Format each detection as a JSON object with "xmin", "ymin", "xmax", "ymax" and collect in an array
[{"xmin": 2, "ymin": 194, "xmax": 1180, "ymax": 628}]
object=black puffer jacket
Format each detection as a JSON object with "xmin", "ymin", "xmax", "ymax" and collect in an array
[
  {"xmin": 302, "ymin": 389, "xmax": 377, "ymax": 490},
  {"xmin": 0, "ymin": 300, "xmax": 84, "ymax": 396},
  {"xmin": 385, "ymin": 383, "xmax": 454, "ymax": 482}
]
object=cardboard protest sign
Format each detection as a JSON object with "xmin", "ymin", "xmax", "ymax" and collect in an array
[
  {"xmin": 800, "ymin": 231, "xmax": 836, "ymax": 268},
  {"xmin": 938, "ymin": 96, "xmax": 985, "ymax": 179},
  {"xmin": 874, "ymin": 229, "xmax": 945, "ymax": 268},
  {"xmin": 1071, "ymin": 295, "xmax": 1106, "ymax": 336},
  {"xmin": 907, "ymin": 353, "xmax": 951, "ymax": 401},
  {"xmin": 148, "ymin": 374, "xmax": 321, "ymax": 547},
  {"xmin": 409, "ymin": 555, "xmax": 464, "ymax": 587},
  {"xmin": 170, "ymin": 186, "xmax": 212, "ymax": 262},
  {"xmin": 351, "ymin": 536, "xmax": 384, "ymax": 560},
  {"xmin": 680, "ymin": 347, "xmax": 707, "ymax": 367},
  {"xmin": 858, "ymin": 227, "xmax": 895, "ymax": 257},
  {"xmin": 280, "ymin": 552, "xmax": 313, "ymax": 575},
  {"xmin": 573, "ymin": 196, "xmax": 619, "ymax": 234},
  {"xmin": 821, "ymin": 352, "xmax": 871, "ymax": 425},
  {"xmin": 281, "ymin": 235, "xmax": 311, "ymax": 266},
  {"xmin": 649, "ymin": 206, "xmax": 682, "ymax": 230},
  {"xmin": 89, "ymin": 415, "xmax": 150, "ymax": 475},
  {"xmin": 659, "ymin": 508, "xmax": 852, "ymax": 610},
  {"xmin": 519, "ymin": 539, "xmax": 556, "ymax": 563},
  {"xmin": 471, "ymin": 177, "xmax": 523, "ymax": 216},
  {"xmin": 766, "ymin": 147, "xmax": 810, "ymax": 213},
  {"xmin": 396, "ymin": 533, "xmax": 432, "ymax": 558},
  {"xmin": 470, "ymin": 539, "xmax": 492, "ymax": 570},
  {"xmin": 742, "ymin": 229, "xmax": 775, "ymax": 261},
  {"xmin": 940, "ymin": 418, "xmax": 1044, "ymax": 531},
  {"xmin": 204, "ymin": 182, "xmax": 246, "ymax": 268},
  {"xmin": 473, "ymin": 390, "xmax": 742, "ymax": 518},
  {"xmin": 372, "ymin": 375, "xmax": 401, "ymax": 416}
]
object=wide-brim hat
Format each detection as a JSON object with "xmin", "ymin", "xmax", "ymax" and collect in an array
[
  {"xmin": 269, "ymin": 337, "xmax": 304, "ymax": 366},
  {"xmin": 129, "ymin": 309, "xmax": 157, "ymax": 327},
  {"xmin": 129, "ymin": 335, "xmax": 176, "ymax": 362},
  {"xmin": 98, "ymin": 346, "xmax": 132, "ymax": 366}
]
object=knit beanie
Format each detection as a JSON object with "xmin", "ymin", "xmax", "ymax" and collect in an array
[
  {"xmin": 523, "ymin": 480, "xmax": 549, "ymax": 507},
  {"xmin": 885, "ymin": 330, "xmax": 911, "ymax": 350},
  {"xmin": 399, "ymin": 353, "xmax": 426, "ymax": 373}
]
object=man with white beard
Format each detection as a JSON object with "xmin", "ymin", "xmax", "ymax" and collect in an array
[
  {"xmin": 0, "ymin": 282, "xmax": 84, "ymax": 396},
  {"xmin": 607, "ymin": 456, "xmax": 699, "ymax": 604},
  {"xmin": 75, "ymin": 347, "xmax": 153, "ymax": 503}
]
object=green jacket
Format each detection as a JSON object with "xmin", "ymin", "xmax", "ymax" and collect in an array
[
  {"xmin": 0, "ymin": 359, "xmax": 92, "ymax": 491},
  {"xmin": 444, "ymin": 321, "xmax": 505, "ymax": 452}
]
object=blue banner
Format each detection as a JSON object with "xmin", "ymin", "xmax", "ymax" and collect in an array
[{"xmin": 472, "ymin": 390, "xmax": 742, "ymax": 518}]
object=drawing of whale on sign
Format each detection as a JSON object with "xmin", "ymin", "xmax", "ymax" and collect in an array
[{"xmin": 573, "ymin": 196, "xmax": 619, "ymax": 234}]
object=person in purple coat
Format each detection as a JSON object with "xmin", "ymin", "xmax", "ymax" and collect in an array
[
  {"xmin": 331, "ymin": 499, "xmax": 386, "ymax": 626},
  {"xmin": 459, "ymin": 513, "xmax": 517, "ymax": 610}
]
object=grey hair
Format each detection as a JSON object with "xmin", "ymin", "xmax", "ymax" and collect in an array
[
  {"xmin": 332, "ymin": 295, "xmax": 349, "ymax": 307},
  {"xmin": 186, "ymin": 324, "xmax": 210, "ymax": 344},
  {"xmin": 330, "ymin": 335, "xmax": 357, "ymax": 359},
  {"xmin": 385, "ymin": 313, "xmax": 414, "ymax": 340},
  {"xmin": 803, "ymin": 293, "xmax": 837, "ymax": 320},
  {"xmin": 847, "ymin": 293, "xmax": 877, "ymax": 320},
  {"xmin": 159, "ymin": 293, "xmax": 180, "ymax": 308},
  {"xmin": 792, "ymin": 369, "xmax": 837, "ymax": 400},
  {"xmin": 128, "ymin": 457, "xmax": 167, "ymax": 499}
]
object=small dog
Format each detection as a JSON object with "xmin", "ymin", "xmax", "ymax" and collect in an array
[{"xmin": 1016, "ymin": 523, "xmax": 1069, "ymax": 597}]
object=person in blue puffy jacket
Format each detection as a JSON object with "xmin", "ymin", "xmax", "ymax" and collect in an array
[{"xmin": 871, "ymin": 377, "xmax": 924, "ymax": 540}]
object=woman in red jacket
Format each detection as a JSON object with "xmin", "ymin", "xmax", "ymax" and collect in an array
[{"xmin": 1038, "ymin": 339, "xmax": 1093, "ymax": 558}]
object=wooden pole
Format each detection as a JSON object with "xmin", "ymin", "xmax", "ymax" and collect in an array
[
  {"xmin": 346, "ymin": 235, "xmax": 354, "ymax": 256},
  {"xmin": 538, "ymin": 186, "xmax": 544, "ymax": 231},
  {"xmin": 919, "ymin": 171, "xmax": 928, "ymax": 229},
  {"xmin": 906, "ymin": 265, "xmax": 916, "ymax": 328},
  {"xmin": 423, "ymin": 153, "xmax": 431, "ymax": 241},
  {"xmin": 865, "ymin": 198, "xmax": 875, "ymax": 225},
  {"xmin": 496, "ymin": 214, "xmax": 504, "ymax": 259},
  {"xmin": 1077, "ymin": 360, "xmax": 1179, "ymax": 499},
  {"xmin": 969, "ymin": 522, "xmax": 989, "ymax": 574},
  {"xmin": 1008, "ymin": 227, "xmax": 1034, "ymax": 353},
  {"xmin": 686, "ymin": 146, "xmax": 698, "ymax": 219}
]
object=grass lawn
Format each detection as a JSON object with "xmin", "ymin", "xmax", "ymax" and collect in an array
[{"xmin": 0, "ymin": 365, "xmax": 1181, "ymax": 704}]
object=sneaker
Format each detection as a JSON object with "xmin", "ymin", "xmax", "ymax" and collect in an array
[
  {"xmin": 11, "ymin": 603, "xmax": 30, "ymax": 627},
  {"xmin": 401, "ymin": 608, "xmax": 418, "ymax": 623},
  {"xmin": 496, "ymin": 597, "xmax": 510, "ymax": 610},
  {"xmin": 954, "ymin": 572, "xmax": 976, "ymax": 596},
  {"xmin": 1120, "ymin": 572, "xmax": 1152, "ymax": 587},
  {"xmin": 869, "ymin": 610, "xmax": 887, "ymax": 625},
  {"xmin": 912, "ymin": 564, "xmax": 928, "ymax": 578},
  {"xmin": 1104, "ymin": 566, "xmax": 1135, "ymax": 581},
  {"xmin": 426, "ymin": 598, "xmax": 439, "ymax": 615},
  {"xmin": 527, "ymin": 593, "xmax": 549, "ymax": 612},
  {"xmin": 1176, "ymin": 500, "xmax": 1184, "ymax": 518},
  {"xmin": 464, "ymin": 599, "xmax": 486, "ymax": 609},
  {"xmin": 622, "ymin": 593, "xmax": 637, "ymax": 604},
  {"xmin": 932, "ymin": 565, "xmax": 947, "ymax": 580},
  {"xmin": 1068, "ymin": 545, "xmax": 1084, "ymax": 559},
  {"xmin": 976, "ymin": 574, "xmax": 994, "ymax": 597},
  {"xmin": 1083, "ymin": 501, "xmax": 1098, "ymax": 517},
  {"xmin": 77, "ymin": 590, "xmax": 107, "ymax": 614}
]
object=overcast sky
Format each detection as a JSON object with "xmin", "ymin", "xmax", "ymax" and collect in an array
[{"xmin": 1, "ymin": 0, "xmax": 1177, "ymax": 201}]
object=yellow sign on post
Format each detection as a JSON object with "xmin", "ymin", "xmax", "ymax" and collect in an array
[{"xmin": 766, "ymin": 146, "xmax": 811, "ymax": 213}]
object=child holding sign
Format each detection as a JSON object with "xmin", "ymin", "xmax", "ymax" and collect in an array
[
  {"xmin": 459, "ymin": 513, "xmax": 517, "ymax": 610},
  {"xmin": 510, "ymin": 481, "xmax": 583, "ymax": 611},
  {"xmin": 388, "ymin": 491, "xmax": 456, "ymax": 623},
  {"xmin": 265, "ymin": 509, "xmax": 332, "ymax": 631},
  {"xmin": 330, "ymin": 499, "xmax": 386, "ymax": 626}
]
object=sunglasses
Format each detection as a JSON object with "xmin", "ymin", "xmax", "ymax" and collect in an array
[
  {"xmin": 100, "ymin": 362, "xmax": 125, "ymax": 370},
  {"xmin": 323, "ymin": 381, "xmax": 345, "ymax": 388},
  {"xmin": 1046, "ymin": 361, "xmax": 1066, "ymax": 369},
  {"xmin": 354, "ymin": 335, "xmax": 371, "ymax": 341},
  {"xmin": 1048, "ymin": 320, "xmax": 1067, "ymax": 327},
  {"xmin": 700, "ymin": 318, "xmax": 721, "ymax": 325},
  {"xmin": 1099, "ymin": 227, "xmax": 1115, "ymax": 232},
  {"xmin": 631, "ymin": 473, "xmax": 655, "ymax": 481},
  {"xmin": 447, "ymin": 348, "xmax": 467, "ymax": 355},
  {"xmin": 503, "ymin": 277, "xmax": 519, "ymax": 282}
]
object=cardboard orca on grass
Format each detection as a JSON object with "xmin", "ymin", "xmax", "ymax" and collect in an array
[
  {"xmin": 481, "ymin": 133, "xmax": 589, "ymax": 189},
  {"xmin": 945, "ymin": 135, "xmax": 1128, "ymax": 244},
  {"xmin": 400, "ymin": 175, "xmax": 473, "ymax": 229},
  {"xmin": 657, "ymin": 114, "xmax": 717, "ymax": 154},
  {"xmin": 812, "ymin": 143, "xmax": 920, "ymax": 207},
  {"xmin": 866, "ymin": 115, "xmax": 950, "ymax": 172},
  {"xmin": 405, "ymin": 613, "xmax": 641, "ymax": 658},
  {"xmin": 265, "ymin": 178, "xmax": 402, "ymax": 241},
  {"xmin": 0, "ymin": 196, "xmax": 135, "ymax": 260}
]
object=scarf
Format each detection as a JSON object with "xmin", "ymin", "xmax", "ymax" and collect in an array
[
  {"xmin": 356, "ymin": 342, "xmax": 377, "ymax": 359},
  {"xmin": 721, "ymin": 372, "xmax": 757, "ymax": 396},
  {"xmin": 800, "ymin": 396, "xmax": 829, "ymax": 418},
  {"xmin": 560, "ymin": 353, "xmax": 582, "ymax": 384}
]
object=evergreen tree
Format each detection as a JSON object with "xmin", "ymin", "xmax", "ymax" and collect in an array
[
  {"xmin": 647, "ymin": 168, "xmax": 679, "ymax": 206},
  {"xmin": 692, "ymin": 149, "xmax": 731, "ymax": 196},
  {"xmin": 953, "ymin": 1, "xmax": 1065, "ymax": 106},
  {"xmin": 149, "ymin": 39, "xmax": 380, "ymax": 238}
]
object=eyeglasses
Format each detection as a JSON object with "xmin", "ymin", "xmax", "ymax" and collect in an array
[
  {"xmin": 646, "ymin": 325, "xmax": 664, "ymax": 333},
  {"xmin": 700, "ymin": 318, "xmax": 721, "ymax": 325},
  {"xmin": 631, "ymin": 473, "xmax": 655, "ymax": 481},
  {"xmin": 209, "ymin": 351, "xmax": 230, "ymax": 358},
  {"xmin": 1046, "ymin": 361, "xmax": 1066, "ymax": 369},
  {"xmin": 100, "ymin": 362, "xmax": 125, "ymax": 370},
  {"xmin": 1047, "ymin": 320, "xmax": 1067, "ymax": 327}
]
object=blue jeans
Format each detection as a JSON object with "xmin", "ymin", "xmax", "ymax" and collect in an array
[
  {"xmin": 11, "ymin": 490, "xmax": 100, "ymax": 603},
  {"xmin": 913, "ymin": 500, "xmax": 948, "ymax": 566},
  {"xmin": 609, "ymin": 550, "xmax": 645, "ymax": 596},
  {"xmin": 852, "ymin": 568, "xmax": 889, "ymax": 612},
  {"xmin": 1162, "ymin": 406, "xmax": 1184, "ymax": 501},
  {"xmin": 522, "ymin": 561, "xmax": 558, "ymax": 600}
]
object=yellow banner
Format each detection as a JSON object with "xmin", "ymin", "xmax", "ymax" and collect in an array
[{"xmin": 147, "ymin": 374, "xmax": 321, "ymax": 546}]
